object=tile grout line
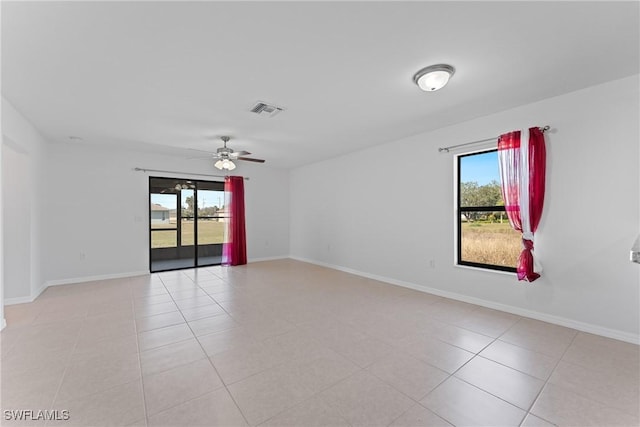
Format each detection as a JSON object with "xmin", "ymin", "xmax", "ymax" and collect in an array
[
  {"xmin": 158, "ymin": 271, "xmax": 252, "ymax": 427},
  {"xmin": 365, "ymin": 364, "xmax": 451, "ymax": 427},
  {"xmin": 412, "ymin": 332, "xmax": 501, "ymax": 427},
  {"xmin": 44, "ymin": 300, "xmax": 88, "ymax": 427},
  {"xmin": 445, "ymin": 316, "xmax": 576, "ymax": 427},
  {"xmin": 254, "ymin": 371, "xmax": 359, "ymax": 427},
  {"xmin": 138, "ymin": 273, "xmax": 219, "ymax": 422},
  {"xmin": 458, "ymin": 317, "xmax": 541, "ymax": 426},
  {"xmin": 413, "ymin": 316, "xmax": 546, "ymax": 426},
  {"xmin": 131, "ymin": 277, "xmax": 151, "ymax": 427},
  {"xmin": 42, "ymin": 283, "xmax": 143, "ymax": 425},
  {"xmin": 198, "ymin": 268, "xmax": 258, "ymax": 426},
  {"xmin": 520, "ymin": 330, "xmax": 577, "ymax": 426}
]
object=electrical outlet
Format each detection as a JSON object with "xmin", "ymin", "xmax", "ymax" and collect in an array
[{"xmin": 429, "ymin": 260, "xmax": 435, "ymax": 268}]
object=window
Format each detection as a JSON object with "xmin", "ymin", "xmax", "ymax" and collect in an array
[{"xmin": 457, "ymin": 149, "xmax": 520, "ymax": 272}]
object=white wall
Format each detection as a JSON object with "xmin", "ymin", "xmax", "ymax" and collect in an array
[
  {"xmin": 42, "ymin": 143, "xmax": 290, "ymax": 283},
  {"xmin": 2, "ymin": 140, "xmax": 32, "ymax": 298},
  {"xmin": 0, "ymin": 94, "xmax": 3, "ymax": 328},
  {"xmin": 2, "ymin": 97, "xmax": 48, "ymax": 303},
  {"xmin": 290, "ymin": 75, "xmax": 640, "ymax": 342}
]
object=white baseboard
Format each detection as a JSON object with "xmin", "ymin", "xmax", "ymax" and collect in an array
[
  {"xmin": 33, "ymin": 281, "xmax": 48, "ymax": 300},
  {"xmin": 4, "ymin": 295, "xmax": 36, "ymax": 305},
  {"xmin": 1, "ymin": 318, "xmax": 6, "ymax": 331},
  {"xmin": 3, "ymin": 271, "xmax": 149, "ymax": 306},
  {"xmin": 290, "ymin": 256, "xmax": 640, "ymax": 345},
  {"xmin": 4, "ymin": 280, "xmax": 47, "ymax": 305},
  {"xmin": 249, "ymin": 255, "xmax": 290, "ymax": 263},
  {"xmin": 45, "ymin": 270, "xmax": 149, "ymax": 287}
]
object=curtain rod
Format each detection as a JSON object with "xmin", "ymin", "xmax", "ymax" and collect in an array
[
  {"xmin": 133, "ymin": 167, "xmax": 249, "ymax": 180},
  {"xmin": 438, "ymin": 125, "xmax": 550, "ymax": 153}
]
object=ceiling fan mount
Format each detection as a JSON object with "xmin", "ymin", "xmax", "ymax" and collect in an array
[{"xmin": 215, "ymin": 136, "xmax": 235, "ymax": 158}]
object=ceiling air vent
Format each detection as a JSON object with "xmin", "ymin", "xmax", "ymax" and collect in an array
[{"xmin": 250, "ymin": 101, "xmax": 284, "ymax": 117}]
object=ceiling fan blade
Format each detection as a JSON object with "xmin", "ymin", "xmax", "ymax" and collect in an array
[
  {"xmin": 237, "ymin": 157, "xmax": 266, "ymax": 163},
  {"xmin": 229, "ymin": 150, "xmax": 250, "ymax": 159}
]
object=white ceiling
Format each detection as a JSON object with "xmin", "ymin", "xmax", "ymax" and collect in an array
[{"xmin": 2, "ymin": 1, "xmax": 638, "ymax": 168}]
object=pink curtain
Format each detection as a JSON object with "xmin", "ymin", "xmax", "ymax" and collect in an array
[
  {"xmin": 497, "ymin": 127, "xmax": 546, "ymax": 282},
  {"xmin": 222, "ymin": 176, "xmax": 247, "ymax": 266}
]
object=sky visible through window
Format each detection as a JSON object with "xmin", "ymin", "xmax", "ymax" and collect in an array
[
  {"xmin": 151, "ymin": 194, "xmax": 178, "ymax": 210},
  {"xmin": 460, "ymin": 150, "xmax": 500, "ymax": 185}
]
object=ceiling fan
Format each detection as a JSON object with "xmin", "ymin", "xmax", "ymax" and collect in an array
[{"xmin": 207, "ymin": 136, "xmax": 266, "ymax": 170}]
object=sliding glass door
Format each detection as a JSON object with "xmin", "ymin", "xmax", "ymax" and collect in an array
[
  {"xmin": 195, "ymin": 183, "xmax": 228, "ymax": 266},
  {"xmin": 149, "ymin": 177, "xmax": 225, "ymax": 272}
]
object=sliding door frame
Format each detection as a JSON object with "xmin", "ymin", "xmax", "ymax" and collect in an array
[{"xmin": 148, "ymin": 176, "xmax": 225, "ymax": 273}]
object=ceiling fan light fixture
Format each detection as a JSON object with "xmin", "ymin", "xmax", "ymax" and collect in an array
[
  {"xmin": 413, "ymin": 64, "xmax": 455, "ymax": 92},
  {"xmin": 215, "ymin": 158, "xmax": 236, "ymax": 171},
  {"xmin": 207, "ymin": 136, "xmax": 265, "ymax": 169}
]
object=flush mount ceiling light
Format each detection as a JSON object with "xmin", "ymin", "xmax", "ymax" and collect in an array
[{"xmin": 413, "ymin": 64, "xmax": 455, "ymax": 92}]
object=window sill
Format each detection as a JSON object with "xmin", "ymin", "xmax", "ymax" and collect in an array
[{"xmin": 455, "ymin": 263, "xmax": 516, "ymax": 277}]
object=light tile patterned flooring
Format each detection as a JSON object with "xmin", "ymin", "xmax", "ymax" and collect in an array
[{"xmin": 1, "ymin": 259, "xmax": 638, "ymax": 426}]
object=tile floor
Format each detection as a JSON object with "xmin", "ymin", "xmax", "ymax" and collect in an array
[{"xmin": 1, "ymin": 259, "xmax": 638, "ymax": 426}]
